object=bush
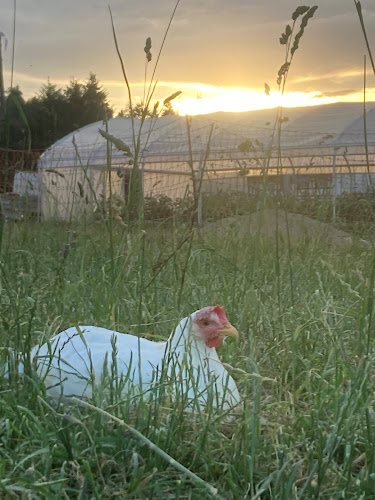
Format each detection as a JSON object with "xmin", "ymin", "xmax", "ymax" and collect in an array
[
  {"xmin": 144, "ymin": 194, "xmax": 174, "ymax": 220},
  {"xmin": 95, "ymin": 191, "xmax": 375, "ymax": 231},
  {"xmin": 335, "ymin": 192, "xmax": 375, "ymax": 223},
  {"xmin": 201, "ymin": 191, "xmax": 258, "ymax": 221},
  {"xmin": 279, "ymin": 192, "xmax": 375, "ymax": 225}
]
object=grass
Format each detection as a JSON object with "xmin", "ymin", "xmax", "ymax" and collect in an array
[
  {"xmin": 1, "ymin": 215, "xmax": 375, "ymax": 499},
  {"xmin": 1, "ymin": 3, "xmax": 373, "ymax": 497}
]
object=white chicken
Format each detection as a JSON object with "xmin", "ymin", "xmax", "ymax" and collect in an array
[{"xmin": 28, "ymin": 305, "xmax": 240, "ymax": 411}]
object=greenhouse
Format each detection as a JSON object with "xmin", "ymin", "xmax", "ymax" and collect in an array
[{"xmin": 37, "ymin": 102, "xmax": 375, "ymax": 220}]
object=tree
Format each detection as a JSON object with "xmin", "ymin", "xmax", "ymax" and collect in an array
[
  {"xmin": 117, "ymin": 99, "xmax": 177, "ymax": 119},
  {"xmin": 23, "ymin": 81, "xmax": 67, "ymax": 149},
  {"xmin": 1, "ymin": 75, "xmax": 114, "ymax": 150},
  {"xmin": 22, "ymin": 74, "xmax": 114, "ymax": 150},
  {"xmin": 0, "ymin": 86, "xmax": 29, "ymax": 150},
  {"xmin": 161, "ymin": 101, "xmax": 177, "ymax": 116},
  {"xmin": 64, "ymin": 79, "xmax": 85, "ymax": 131},
  {"xmin": 81, "ymin": 73, "xmax": 113, "ymax": 124},
  {"xmin": 117, "ymin": 101, "xmax": 156, "ymax": 119}
]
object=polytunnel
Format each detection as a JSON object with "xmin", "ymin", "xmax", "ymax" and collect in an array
[{"xmin": 37, "ymin": 102, "xmax": 375, "ymax": 220}]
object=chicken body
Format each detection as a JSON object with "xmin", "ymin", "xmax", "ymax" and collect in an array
[{"xmin": 30, "ymin": 306, "xmax": 240, "ymax": 410}]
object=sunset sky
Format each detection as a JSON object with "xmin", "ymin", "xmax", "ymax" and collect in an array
[{"xmin": 1, "ymin": 0, "xmax": 375, "ymax": 115}]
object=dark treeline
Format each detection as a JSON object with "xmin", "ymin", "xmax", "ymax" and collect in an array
[{"xmin": 1, "ymin": 73, "xmax": 113, "ymax": 151}]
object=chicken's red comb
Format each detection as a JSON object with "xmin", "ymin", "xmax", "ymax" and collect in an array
[
  {"xmin": 196, "ymin": 305, "xmax": 228, "ymax": 324},
  {"xmin": 212, "ymin": 305, "xmax": 227, "ymax": 323}
]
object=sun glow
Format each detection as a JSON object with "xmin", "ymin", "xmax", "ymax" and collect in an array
[
  {"xmin": 168, "ymin": 84, "xmax": 375, "ymax": 116},
  {"xmin": 114, "ymin": 81, "xmax": 375, "ymax": 116},
  {"xmin": 12, "ymin": 69, "xmax": 375, "ymax": 117}
]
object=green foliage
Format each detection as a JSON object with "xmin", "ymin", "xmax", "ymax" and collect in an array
[
  {"xmin": 0, "ymin": 74, "xmax": 113, "ymax": 150},
  {"xmin": 26, "ymin": 81, "xmax": 67, "ymax": 150},
  {"xmin": 144, "ymin": 36, "xmax": 152, "ymax": 62},
  {"xmin": 99, "ymin": 130, "xmax": 133, "ymax": 157},
  {"xmin": 117, "ymin": 101, "xmax": 156, "ymax": 119},
  {"xmin": 201, "ymin": 191, "xmax": 257, "ymax": 221},
  {"xmin": 275, "ymin": 5, "xmax": 318, "ymax": 88},
  {"xmin": 117, "ymin": 98, "xmax": 178, "ymax": 119},
  {"xmin": 335, "ymin": 192, "xmax": 375, "ymax": 223},
  {"xmin": 142, "ymin": 192, "xmax": 257, "ymax": 223},
  {"xmin": 290, "ymin": 6, "xmax": 318, "ymax": 57},
  {"xmin": 354, "ymin": 0, "xmax": 375, "ymax": 77},
  {"xmin": 1, "ymin": 3, "xmax": 373, "ymax": 496},
  {"xmin": 144, "ymin": 194, "xmax": 175, "ymax": 220},
  {"xmin": 279, "ymin": 192, "xmax": 375, "ymax": 236},
  {"xmin": 1, "ymin": 86, "xmax": 28, "ymax": 150},
  {"xmin": 81, "ymin": 74, "xmax": 112, "ymax": 124},
  {"xmin": 127, "ymin": 191, "xmax": 375, "ymax": 233},
  {"xmin": 144, "ymin": 194, "xmax": 194, "ymax": 221},
  {"xmin": 1, "ymin": 218, "xmax": 375, "ymax": 498}
]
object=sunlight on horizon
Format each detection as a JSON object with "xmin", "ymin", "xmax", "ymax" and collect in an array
[
  {"xmin": 172, "ymin": 89, "xmax": 332, "ymax": 115},
  {"xmin": 169, "ymin": 85, "xmax": 375, "ymax": 116},
  {"xmin": 119, "ymin": 81, "xmax": 375, "ymax": 116},
  {"xmin": 8, "ymin": 70, "xmax": 375, "ymax": 117}
]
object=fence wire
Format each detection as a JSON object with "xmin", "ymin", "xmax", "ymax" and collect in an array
[{"xmin": 2, "ymin": 141, "xmax": 375, "ymax": 223}]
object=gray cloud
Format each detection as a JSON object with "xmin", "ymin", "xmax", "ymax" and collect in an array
[
  {"xmin": 321, "ymin": 90, "xmax": 358, "ymax": 97},
  {"xmin": 1, "ymin": 0, "xmax": 375, "ymax": 103}
]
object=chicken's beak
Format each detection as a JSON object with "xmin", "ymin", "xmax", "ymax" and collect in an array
[{"xmin": 218, "ymin": 323, "xmax": 239, "ymax": 339}]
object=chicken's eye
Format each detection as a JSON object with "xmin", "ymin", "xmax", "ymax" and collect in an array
[{"xmin": 201, "ymin": 319, "xmax": 209, "ymax": 326}]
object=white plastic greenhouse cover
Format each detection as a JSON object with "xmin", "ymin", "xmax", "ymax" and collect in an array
[{"xmin": 38, "ymin": 102, "xmax": 375, "ymax": 170}]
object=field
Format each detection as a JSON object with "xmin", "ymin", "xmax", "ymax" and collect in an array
[{"xmin": 1, "ymin": 212, "xmax": 375, "ymax": 499}]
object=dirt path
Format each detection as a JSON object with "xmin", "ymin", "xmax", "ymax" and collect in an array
[{"xmin": 200, "ymin": 208, "xmax": 370, "ymax": 247}]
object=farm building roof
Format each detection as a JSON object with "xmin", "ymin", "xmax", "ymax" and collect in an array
[{"xmin": 38, "ymin": 102, "xmax": 375, "ymax": 170}]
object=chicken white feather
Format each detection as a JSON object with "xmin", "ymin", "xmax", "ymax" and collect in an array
[{"xmin": 28, "ymin": 306, "xmax": 240, "ymax": 411}]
